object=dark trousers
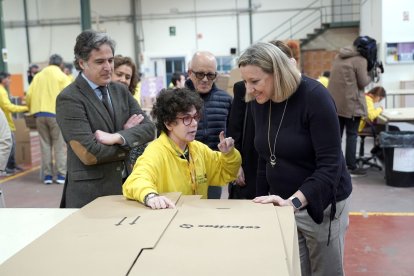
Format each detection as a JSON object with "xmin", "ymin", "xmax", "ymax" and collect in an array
[
  {"xmin": 6, "ymin": 132, "xmax": 16, "ymax": 170},
  {"xmin": 338, "ymin": 116, "xmax": 360, "ymax": 170},
  {"xmin": 207, "ymin": 186, "xmax": 222, "ymax": 199}
]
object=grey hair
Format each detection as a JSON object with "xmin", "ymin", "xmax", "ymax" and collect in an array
[
  {"xmin": 73, "ymin": 30, "xmax": 116, "ymax": 71},
  {"xmin": 49, "ymin": 54, "xmax": 63, "ymax": 66},
  {"xmin": 238, "ymin": 42, "xmax": 301, "ymax": 102}
]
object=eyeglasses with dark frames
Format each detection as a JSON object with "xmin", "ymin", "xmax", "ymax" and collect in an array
[
  {"xmin": 176, "ymin": 113, "xmax": 201, "ymax": 126},
  {"xmin": 192, "ymin": 71, "xmax": 217, "ymax": 81}
]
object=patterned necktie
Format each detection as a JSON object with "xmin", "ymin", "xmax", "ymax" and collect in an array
[{"xmin": 98, "ymin": 86, "xmax": 115, "ymax": 123}]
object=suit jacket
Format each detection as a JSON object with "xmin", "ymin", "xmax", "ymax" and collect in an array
[
  {"xmin": 56, "ymin": 74, "xmax": 156, "ymax": 208},
  {"xmin": 227, "ymin": 81, "xmax": 258, "ymax": 199}
]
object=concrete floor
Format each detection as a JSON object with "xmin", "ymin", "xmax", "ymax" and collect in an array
[{"xmin": 1, "ymin": 142, "xmax": 414, "ymax": 275}]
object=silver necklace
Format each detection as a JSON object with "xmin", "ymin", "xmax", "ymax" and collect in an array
[{"xmin": 267, "ymin": 99, "xmax": 288, "ymax": 167}]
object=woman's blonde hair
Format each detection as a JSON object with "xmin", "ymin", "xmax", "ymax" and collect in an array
[{"xmin": 238, "ymin": 42, "xmax": 301, "ymax": 102}]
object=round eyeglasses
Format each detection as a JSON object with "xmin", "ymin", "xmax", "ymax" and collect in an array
[
  {"xmin": 192, "ymin": 71, "xmax": 217, "ymax": 81},
  {"xmin": 176, "ymin": 113, "xmax": 201, "ymax": 126}
]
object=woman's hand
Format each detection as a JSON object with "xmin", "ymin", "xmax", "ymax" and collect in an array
[
  {"xmin": 253, "ymin": 195, "xmax": 290, "ymax": 207},
  {"xmin": 217, "ymin": 131, "xmax": 235, "ymax": 154},
  {"xmin": 146, "ymin": 195, "xmax": 176, "ymax": 209},
  {"xmin": 254, "ymin": 191, "xmax": 308, "ymax": 212}
]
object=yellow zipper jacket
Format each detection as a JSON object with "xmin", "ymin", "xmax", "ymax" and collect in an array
[
  {"xmin": 26, "ymin": 65, "xmax": 71, "ymax": 115},
  {"xmin": 123, "ymin": 132, "xmax": 241, "ymax": 203},
  {"xmin": 359, "ymin": 95, "xmax": 383, "ymax": 132},
  {"xmin": 0, "ymin": 85, "xmax": 28, "ymax": 131}
]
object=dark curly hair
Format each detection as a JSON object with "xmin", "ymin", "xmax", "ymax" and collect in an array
[
  {"xmin": 151, "ymin": 88, "xmax": 203, "ymax": 134},
  {"xmin": 114, "ymin": 55, "xmax": 138, "ymax": 95}
]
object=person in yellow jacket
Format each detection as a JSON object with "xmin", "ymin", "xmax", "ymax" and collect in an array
[
  {"xmin": 358, "ymin": 86, "xmax": 399, "ymax": 158},
  {"xmin": 26, "ymin": 54, "xmax": 71, "ymax": 184},
  {"xmin": 316, "ymin": 71, "xmax": 330, "ymax": 88},
  {"xmin": 168, "ymin": 72, "xmax": 185, "ymax": 89},
  {"xmin": 123, "ymin": 88, "xmax": 241, "ymax": 209},
  {"xmin": 358, "ymin": 86, "xmax": 386, "ymax": 132},
  {"xmin": 0, "ymin": 71, "xmax": 28, "ymax": 174},
  {"xmin": 63, "ymin": 63, "xmax": 75, "ymax": 82}
]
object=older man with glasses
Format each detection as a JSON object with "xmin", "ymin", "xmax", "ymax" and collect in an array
[{"xmin": 185, "ymin": 51, "xmax": 233, "ymax": 199}]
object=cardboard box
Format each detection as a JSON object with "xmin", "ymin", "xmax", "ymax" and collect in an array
[
  {"xmin": 227, "ymin": 68, "xmax": 242, "ymax": 96},
  {"xmin": 14, "ymin": 118, "xmax": 30, "ymax": 143},
  {"xmin": 14, "ymin": 141, "xmax": 31, "ymax": 165},
  {"xmin": 13, "ymin": 118, "xmax": 32, "ymax": 165},
  {"xmin": 13, "ymin": 118, "xmax": 41, "ymax": 166},
  {"xmin": 0, "ymin": 194, "xmax": 300, "ymax": 276},
  {"xmin": 24, "ymin": 114, "xmax": 37, "ymax": 129},
  {"xmin": 215, "ymin": 74, "xmax": 230, "ymax": 92}
]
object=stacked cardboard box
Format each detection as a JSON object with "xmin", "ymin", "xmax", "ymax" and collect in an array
[
  {"xmin": 0, "ymin": 194, "xmax": 300, "ymax": 276},
  {"xmin": 13, "ymin": 118, "xmax": 41, "ymax": 166}
]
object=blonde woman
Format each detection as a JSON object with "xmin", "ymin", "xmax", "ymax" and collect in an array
[{"xmin": 238, "ymin": 42, "xmax": 352, "ymax": 276}]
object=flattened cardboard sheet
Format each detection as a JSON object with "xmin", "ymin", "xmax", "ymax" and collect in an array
[
  {"xmin": 133, "ymin": 199, "xmax": 290, "ymax": 276},
  {"xmin": 275, "ymin": 206, "xmax": 301, "ymax": 276},
  {"xmin": 0, "ymin": 196, "xmax": 177, "ymax": 276},
  {"xmin": 0, "ymin": 195, "xmax": 299, "ymax": 276}
]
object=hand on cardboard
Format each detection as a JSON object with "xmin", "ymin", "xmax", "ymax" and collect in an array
[
  {"xmin": 146, "ymin": 195, "xmax": 176, "ymax": 209},
  {"xmin": 94, "ymin": 130, "xmax": 123, "ymax": 145},
  {"xmin": 217, "ymin": 131, "xmax": 235, "ymax": 154},
  {"xmin": 123, "ymin": 114, "xmax": 144, "ymax": 130},
  {"xmin": 234, "ymin": 167, "xmax": 246, "ymax": 187},
  {"xmin": 253, "ymin": 195, "xmax": 290, "ymax": 207}
]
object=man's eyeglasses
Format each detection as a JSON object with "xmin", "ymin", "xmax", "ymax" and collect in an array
[
  {"xmin": 176, "ymin": 113, "xmax": 201, "ymax": 126},
  {"xmin": 192, "ymin": 71, "xmax": 217, "ymax": 81}
]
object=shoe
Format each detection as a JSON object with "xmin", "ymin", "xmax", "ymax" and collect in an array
[
  {"xmin": 56, "ymin": 174, "xmax": 66, "ymax": 184},
  {"xmin": 4, "ymin": 167, "xmax": 16, "ymax": 175},
  {"xmin": 44, "ymin": 175, "xmax": 53, "ymax": 185},
  {"xmin": 13, "ymin": 166, "xmax": 24, "ymax": 172},
  {"xmin": 0, "ymin": 170, "xmax": 13, "ymax": 177},
  {"xmin": 349, "ymin": 167, "xmax": 367, "ymax": 177}
]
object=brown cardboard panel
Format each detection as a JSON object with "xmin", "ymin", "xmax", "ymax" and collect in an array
[
  {"xmin": 24, "ymin": 114, "xmax": 37, "ymax": 129},
  {"xmin": 176, "ymin": 194, "xmax": 202, "ymax": 207},
  {"xmin": 0, "ymin": 195, "xmax": 299, "ymax": 276},
  {"xmin": 226, "ymin": 67, "xmax": 242, "ymax": 96},
  {"xmin": 14, "ymin": 118, "xmax": 30, "ymax": 142},
  {"xmin": 15, "ymin": 141, "xmax": 31, "ymax": 165},
  {"xmin": 133, "ymin": 199, "xmax": 291, "ymax": 276},
  {"xmin": 275, "ymin": 206, "xmax": 301, "ymax": 276},
  {"xmin": 0, "ymin": 196, "xmax": 177, "ymax": 276},
  {"xmin": 215, "ymin": 74, "xmax": 230, "ymax": 92}
]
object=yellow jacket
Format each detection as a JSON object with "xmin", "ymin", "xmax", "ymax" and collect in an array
[
  {"xmin": 317, "ymin": 76, "xmax": 329, "ymax": 88},
  {"xmin": 359, "ymin": 94, "xmax": 383, "ymax": 132},
  {"xmin": 0, "ymin": 85, "xmax": 28, "ymax": 131},
  {"xmin": 123, "ymin": 132, "xmax": 241, "ymax": 203},
  {"xmin": 133, "ymin": 82, "xmax": 141, "ymax": 105},
  {"xmin": 26, "ymin": 65, "xmax": 71, "ymax": 115}
]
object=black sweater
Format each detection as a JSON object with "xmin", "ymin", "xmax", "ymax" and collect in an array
[{"xmin": 252, "ymin": 76, "xmax": 352, "ymax": 224}]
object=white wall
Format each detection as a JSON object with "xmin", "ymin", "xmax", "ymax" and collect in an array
[
  {"xmin": 381, "ymin": 0, "xmax": 414, "ymax": 98},
  {"xmin": 2, "ymin": 0, "xmax": 353, "ymax": 89},
  {"xmin": 360, "ymin": 0, "xmax": 414, "ymax": 103}
]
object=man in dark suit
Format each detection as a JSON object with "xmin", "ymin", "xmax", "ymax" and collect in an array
[{"xmin": 56, "ymin": 30, "xmax": 155, "ymax": 208}]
